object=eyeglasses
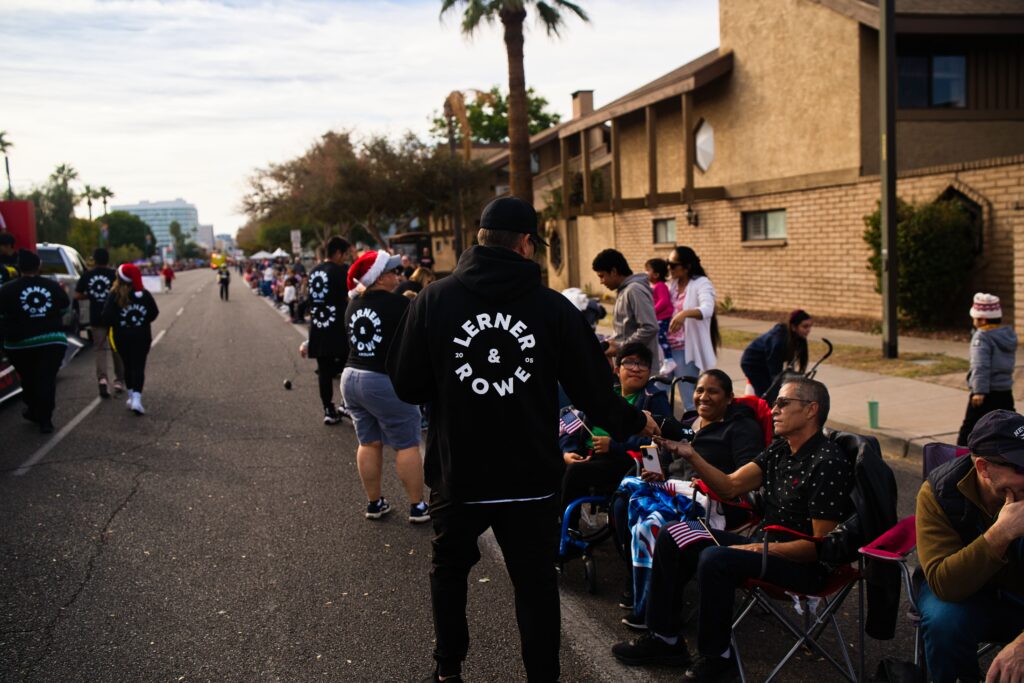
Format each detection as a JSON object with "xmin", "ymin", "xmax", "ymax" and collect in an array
[
  {"xmin": 982, "ymin": 457, "xmax": 1024, "ymax": 475},
  {"xmin": 619, "ymin": 359, "xmax": 651, "ymax": 371},
  {"xmin": 772, "ymin": 397, "xmax": 814, "ymax": 410}
]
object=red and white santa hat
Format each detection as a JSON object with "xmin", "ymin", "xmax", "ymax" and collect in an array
[
  {"xmin": 970, "ymin": 292, "xmax": 1002, "ymax": 320},
  {"xmin": 118, "ymin": 263, "xmax": 145, "ymax": 297},
  {"xmin": 346, "ymin": 250, "xmax": 403, "ymax": 297}
]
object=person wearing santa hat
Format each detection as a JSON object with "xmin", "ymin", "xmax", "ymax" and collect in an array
[
  {"xmin": 340, "ymin": 249, "xmax": 428, "ymax": 523},
  {"xmin": 0, "ymin": 249, "xmax": 70, "ymax": 433},
  {"xmin": 102, "ymin": 263, "xmax": 159, "ymax": 415},
  {"xmin": 958, "ymin": 292, "xmax": 1018, "ymax": 445}
]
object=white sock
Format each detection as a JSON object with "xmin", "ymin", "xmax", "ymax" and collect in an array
[{"xmin": 654, "ymin": 633, "xmax": 678, "ymax": 645}]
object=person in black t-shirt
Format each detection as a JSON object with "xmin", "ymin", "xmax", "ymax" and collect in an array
[
  {"xmin": 306, "ymin": 236, "xmax": 355, "ymax": 426},
  {"xmin": 75, "ymin": 248, "xmax": 124, "ymax": 397},
  {"xmin": 612, "ymin": 377, "xmax": 853, "ymax": 682},
  {"xmin": 102, "ymin": 264, "xmax": 159, "ymax": 416},
  {"xmin": 217, "ymin": 266, "xmax": 231, "ymax": 301},
  {"xmin": 341, "ymin": 250, "xmax": 427, "ymax": 523}
]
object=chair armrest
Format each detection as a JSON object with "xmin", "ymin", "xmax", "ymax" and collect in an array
[
  {"xmin": 858, "ymin": 515, "xmax": 917, "ymax": 561},
  {"xmin": 762, "ymin": 524, "xmax": 826, "ymax": 544},
  {"xmin": 693, "ymin": 479, "xmax": 754, "ymax": 510}
]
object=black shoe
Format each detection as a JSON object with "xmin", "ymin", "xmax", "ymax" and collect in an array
[
  {"xmin": 22, "ymin": 409, "xmax": 39, "ymax": 424},
  {"xmin": 421, "ymin": 673, "xmax": 462, "ymax": 683},
  {"xmin": 39, "ymin": 420, "xmax": 55, "ymax": 434},
  {"xmin": 323, "ymin": 404, "xmax": 342, "ymax": 425},
  {"xmin": 685, "ymin": 653, "xmax": 736, "ymax": 681},
  {"xmin": 612, "ymin": 632, "xmax": 691, "ymax": 666},
  {"xmin": 98, "ymin": 381, "xmax": 110, "ymax": 399},
  {"xmin": 621, "ymin": 611, "xmax": 647, "ymax": 631}
]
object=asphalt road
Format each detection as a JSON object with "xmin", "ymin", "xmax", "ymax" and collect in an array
[{"xmin": 2, "ymin": 269, "xmax": 932, "ymax": 682}]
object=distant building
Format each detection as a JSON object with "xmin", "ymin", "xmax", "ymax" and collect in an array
[
  {"xmin": 195, "ymin": 224, "xmax": 215, "ymax": 251},
  {"xmin": 215, "ymin": 233, "xmax": 235, "ymax": 252},
  {"xmin": 111, "ymin": 198, "xmax": 199, "ymax": 248}
]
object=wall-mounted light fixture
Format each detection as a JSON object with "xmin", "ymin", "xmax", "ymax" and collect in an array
[{"xmin": 685, "ymin": 205, "xmax": 699, "ymax": 227}]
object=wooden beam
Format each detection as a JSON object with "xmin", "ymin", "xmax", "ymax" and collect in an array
[
  {"xmin": 682, "ymin": 92, "xmax": 695, "ymax": 207},
  {"xmin": 611, "ymin": 119, "xmax": 622, "ymax": 212},
  {"xmin": 559, "ymin": 136, "xmax": 570, "ymax": 219},
  {"xmin": 580, "ymin": 129, "xmax": 592, "ymax": 214},
  {"xmin": 645, "ymin": 105, "xmax": 658, "ymax": 208}
]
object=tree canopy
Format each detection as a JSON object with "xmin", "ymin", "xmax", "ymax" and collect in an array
[{"xmin": 430, "ymin": 86, "xmax": 561, "ymax": 145}]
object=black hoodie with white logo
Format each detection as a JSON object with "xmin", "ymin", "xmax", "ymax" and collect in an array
[{"xmin": 387, "ymin": 245, "xmax": 646, "ymax": 504}]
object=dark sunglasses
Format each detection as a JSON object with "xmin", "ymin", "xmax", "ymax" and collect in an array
[
  {"xmin": 982, "ymin": 457, "xmax": 1024, "ymax": 475},
  {"xmin": 667, "ymin": 261, "xmax": 685, "ymax": 269},
  {"xmin": 772, "ymin": 397, "xmax": 814, "ymax": 410}
]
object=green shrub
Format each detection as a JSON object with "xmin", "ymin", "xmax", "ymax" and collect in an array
[{"xmin": 863, "ymin": 198, "xmax": 976, "ymax": 326}]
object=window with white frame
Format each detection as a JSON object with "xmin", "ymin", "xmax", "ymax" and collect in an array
[
  {"xmin": 653, "ymin": 218, "xmax": 677, "ymax": 244},
  {"xmin": 742, "ymin": 210, "xmax": 787, "ymax": 241}
]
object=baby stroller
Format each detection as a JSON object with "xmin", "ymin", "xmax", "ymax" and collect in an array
[{"xmin": 759, "ymin": 337, "xmax": 834, "ymax": 404}]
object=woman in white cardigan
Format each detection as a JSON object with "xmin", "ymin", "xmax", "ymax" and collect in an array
[{"xmin": 666, "ymin": 246, "xmax": 720, "ymax": 410}]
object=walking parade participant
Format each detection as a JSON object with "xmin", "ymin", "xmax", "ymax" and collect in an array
[
  {"xmin": 102, "ymin": 264, "xmax": 158, "ymax": 415},
  {"xmin": 342, "ymin": 249, "xmax": 428, "ymax": 523},
  {"xmin": 160, "ymin": 263, "xmax": 175, "ymax": 292},
  {"xmin": 0, "ymin": 249, "xmax": 69, "ymax": 433},
  {"xmin": 958, "ymin": 293, "xmax": 1018, "ymax": 446},
  {"xmin": 75, "ymin": 248, "xmax": 125, "ymax": 398},
  {"xmin": 217, "ymin": 265, "xmax": 231, "ymax": 301},
  {"xmin": 388, "ymin": 196, "xmax": 660, "ymax": 683},
  {"xmin": 307, "ymin": 236, "xmax": 354, "ymax": 426}
]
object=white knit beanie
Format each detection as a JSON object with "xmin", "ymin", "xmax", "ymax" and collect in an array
[{"xmin": 969, "ymin": 292, "xmax": 1002, "ymax": 319}]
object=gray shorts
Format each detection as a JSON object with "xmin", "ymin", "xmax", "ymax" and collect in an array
[{"xmin": 341, "ymin": 367, "xmax": 421, "ymax": 449}]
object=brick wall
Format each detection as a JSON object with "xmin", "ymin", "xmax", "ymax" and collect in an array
[{"xmin": 559, "ymin": 157, "xmax": 1024, "ymax": 323}]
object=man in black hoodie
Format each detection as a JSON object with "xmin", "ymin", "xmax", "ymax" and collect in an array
[
  {"xmin": 388, "ymin": 196, "xmax": 659, "ymax": 683},
  {"xmin": 306, "ymin": 236, "xmax": 355, "ymax": 425}
]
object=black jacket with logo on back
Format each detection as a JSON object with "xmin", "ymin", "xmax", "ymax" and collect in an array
[
  {"xmin": 306, "ymin": 261, "xmax": 348, "ymax": 359},
  {"xmin": 387, "ymin": 245, "xmax": 647, "ymax": 504},
  {"xmin": 0, "ymin": 275, "xmax": 69, "ymax": 348}
]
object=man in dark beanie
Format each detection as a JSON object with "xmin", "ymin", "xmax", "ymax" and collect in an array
[
  {"xmin": 75, "ymin": 247, "xmax": 124, "ymax": 397},
  {"xmin": 388, "ymin": 196, "xmax": 660, "ymax": 682},
  {"xmin": 0, "ymin": 249, "xmax": 70, "ymax": 433}
]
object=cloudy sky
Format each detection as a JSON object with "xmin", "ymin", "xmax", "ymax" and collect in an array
[{"xmin": 1, "ymin": 0, "xmax": 719, "ymax": 237}]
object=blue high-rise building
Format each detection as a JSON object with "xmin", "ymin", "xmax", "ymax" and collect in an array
[{"xmin": 111, "ymin": 198, "xmax": 199, "ymax": 248}]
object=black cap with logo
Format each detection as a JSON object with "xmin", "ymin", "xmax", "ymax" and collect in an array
[
  {"xmin": 479, "ymin": 196, "xmax": 548, "ymax": 246},
  {"xmin": 968, "ymin": 409, "xmax": 1024, "ymax": 466}
]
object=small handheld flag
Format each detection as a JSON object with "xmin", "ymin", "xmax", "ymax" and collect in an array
[{"xmin": 667, "ymin": 519, "xmax": 715, "ymax": 550}]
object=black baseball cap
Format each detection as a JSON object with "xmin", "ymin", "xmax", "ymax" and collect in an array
[
  {"xmin": 968, "ymin": 409, "xmax": 1024, "ymax": 466},
  {"xmin": 479, "ymin": 196, "xmax": 548, "ymax": 246}
]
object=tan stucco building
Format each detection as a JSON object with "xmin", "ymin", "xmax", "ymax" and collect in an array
[{"xmin": 465, "ymin": 0, "xmax": 1024, "ymax": 328}]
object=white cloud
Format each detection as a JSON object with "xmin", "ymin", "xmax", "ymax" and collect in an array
[{"xmin": 0, "ymin": 0, "xmax": 718, "ymax": 236}]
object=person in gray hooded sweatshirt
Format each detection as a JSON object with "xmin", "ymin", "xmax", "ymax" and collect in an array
[
  {"xmin": 593, "ymin": 249, "xmax": 662, "ymax": 369},
  {"xmin": 957, "ymin": 292, "xmax": 1018, "ymax": 446}
]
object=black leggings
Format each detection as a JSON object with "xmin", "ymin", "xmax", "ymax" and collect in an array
[
  {"xmin": 316, "ymin": 357, "xmax": 344, "ymax": 409},
  {"xmin": 116, "ymin": 334, "xmax": 151, "ymax": 392},
  {"xmin": 219, "ymin": 282, "xmax": 229, "ymax": 300}
]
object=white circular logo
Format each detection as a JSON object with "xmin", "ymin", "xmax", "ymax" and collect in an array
[
  {"xmin": 312, "ymin": 303, "xmax": 337, "ymax": 329},
  {"xmin": 88, "ymin": 274, "xmax": 112, "ymax": 301},
  {"xmin": 19, "ymin": 285, "xmax": 53, "ymax": 317},
  {"xmin": 120, "ymin": 303, "xmax": 147, "ymax": 327},
  {"xmin": 349, "ymin": 307, "xmax": 383, "ymax": 357},
  {"xmin": 308, "ymin": 270, "xmax": 329, "ymax": 303},
  {"xmin": 451, "ymin": 312, "xmax": 536, "ymax": 397}
]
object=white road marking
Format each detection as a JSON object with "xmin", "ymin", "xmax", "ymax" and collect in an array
[
  {"xmin": 13, "ymin": 397, "xmax": 102, "ymax": 476},
  {"xmin": 176, "ymin": 307, "xmax": 184, "ymax": 317},
  {"xmin": 152, "ymin": 329, "xmax": 167, "ymax": 347}
]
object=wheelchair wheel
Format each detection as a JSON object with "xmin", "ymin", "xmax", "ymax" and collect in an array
[{"xmin": 582, "ymin": 555, "xmax": 598, "ymax": 594}]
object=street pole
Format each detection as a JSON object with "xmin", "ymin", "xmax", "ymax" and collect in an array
[
  {"xmin": 446, "ymin": 113, "xmax": 464, "ymax": 262},
  {"xmin": 4, "ymin": 156, "xmax": 11, "ymax": 199},
  {"xmin": 880, "ymin": 0, "xmax": 899, "ymax": 358}
]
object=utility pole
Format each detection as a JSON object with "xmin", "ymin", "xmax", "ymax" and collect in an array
[
  {"xmin": 880, "ymin": 0, "xmax": 899, "ymax": 358},
  {"xmin": 445, "ymin": 106, "xmax": 465, "ymax": 262}
]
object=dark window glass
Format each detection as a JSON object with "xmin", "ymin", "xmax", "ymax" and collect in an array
[
  {"xmin": 898, "ymin": 56, "xmax": 929, "ymax": 108},
  {"xmin": 742, "ymin": 210, "xmax": 786, "ymax": 241},
  {"xmin": 932, "ymin": 55, "xmax": 966, "ymax": 108}
]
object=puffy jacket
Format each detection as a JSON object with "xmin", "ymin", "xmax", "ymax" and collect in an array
[
  {"xmin": 968, "ymin": 325, "xmax": 1017, "ymax": 394},
  {"xmin": 388, "ymin": 245, "xmax": 646, "ymax": 503}
]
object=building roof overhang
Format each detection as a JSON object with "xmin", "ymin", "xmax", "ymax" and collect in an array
[
  {"xmin": 814, "ymin": 0, "xmax": 1024, "ymax": 33},
  {"xmin": 558, "ymin": 49, "xmax": 734, "ymax": 139}
]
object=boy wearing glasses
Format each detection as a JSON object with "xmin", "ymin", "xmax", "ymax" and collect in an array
[{"xmin": 916, "ymin": 409, "xmax": 1024, "ymax": 683}]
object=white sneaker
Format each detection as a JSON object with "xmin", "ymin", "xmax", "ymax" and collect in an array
[
  {"xmin": 658, "ymin": 358, "xmax": 678, "ymax": 376},
  {"xmin": 130, "ymin": 392, "xmax": 145, "ymax": 415}
]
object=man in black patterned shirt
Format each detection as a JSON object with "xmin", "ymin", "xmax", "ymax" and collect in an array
[{"xmin": 612, "ymin": 377, "xmax": 854, "ymax": 682}]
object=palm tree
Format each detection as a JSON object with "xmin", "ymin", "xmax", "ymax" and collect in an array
[
  {"xmin": 50, "ymin": 163, "xmax": 79, "ymax": 188},
  {"xmin": 81, "ymin": 184, "xmax": 97, "ymax": 221},
  {"xmin": 440, "ymin": 0, "xmax": 588, "ymax": 206},
  {"xmin": 98, "ymin": 186, "xmax": 114, "ymax": 216},
  {"xmin": 0, "ymin": 131, "xmax": 13, "ymax": 199}
]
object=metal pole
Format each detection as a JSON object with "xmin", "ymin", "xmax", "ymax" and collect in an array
[
  {"xmin": 4, "ymin": 156, "xmax": 11, "ymax": 199},
  {"xmin": 447, "ymin": 114, "xmax": 464, "ymax": 261},
  {"xmin": 880, "ymin": 0, "xmax": 898, "ymax": 358}
]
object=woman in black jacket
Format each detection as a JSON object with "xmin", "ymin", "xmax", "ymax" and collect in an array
[
  {"xmin": 740, "ymin": 309, "xmax": 813, "ymax": 403},
  {"xmin": 102, "ymin": 264, "xmax": 158, "ymax": 415}
]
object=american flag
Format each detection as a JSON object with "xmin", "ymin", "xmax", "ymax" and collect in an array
[
  {"xmin": 667, "ymin": 520, "xmax": 715, "ymax": 550},
  {"xmin": 559, "ymin": 409, "xmax": 584, "ymax": 436}
]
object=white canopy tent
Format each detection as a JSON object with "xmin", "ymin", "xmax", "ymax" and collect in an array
[
  {"xmin": 248, "ymin": 250, "xmax": 273, "ymax": 260},
  {"xmin": 270, "ymin": 248, "xmax": 290, "ymax": 258}
]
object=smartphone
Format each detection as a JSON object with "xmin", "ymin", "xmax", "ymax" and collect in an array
[{"xmin": 640, "ymin": 444, "xmax": 662, "ymax": 475}]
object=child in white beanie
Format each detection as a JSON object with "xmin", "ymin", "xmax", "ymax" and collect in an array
[{"xmin": 958, "ymin": 292, "xmax": 1018, "ymax": 445}]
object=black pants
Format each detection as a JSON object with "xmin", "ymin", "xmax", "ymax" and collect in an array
[
  {"xmin": 429, "ymin": 494, "xmax": 560, "ymax": 681},
  {"xmin": 646, "ymin": 527, "xmax": 829, "ymax": 656},
  {"xmin": 316, "ymin": 357, "xmax": 344, "ymax": 409},
  {"xmin": 115, "ymin": 334, "xmax": 151, "ymax": 393},
  {"xmin": 8, "ymin": 345, "xmax": 65, "ymax": 423},
  {"xmin": 957, "ymin": 390, "xmax": 1014, "ymax": 446},
  {"xmin": 219, "ymin": 282, "xmax": 229, "ymax": 301}
]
